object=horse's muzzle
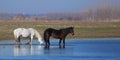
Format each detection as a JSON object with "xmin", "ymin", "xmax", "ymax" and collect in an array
[{"xmin": 72, "ymin": 33, "xmax": 74, "ymax": 36}]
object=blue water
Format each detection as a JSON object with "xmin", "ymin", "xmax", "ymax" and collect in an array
[{"xmin": 0, "ymin": 38, "xmax": 120, "ymax": 60}]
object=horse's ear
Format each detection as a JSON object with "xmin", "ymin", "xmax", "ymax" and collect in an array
[
  {"xmin": 72, "ymin": 26, "xmax": 74, "ymax": 29},
  {"xmin": 71, "ymin": 26, "xmax": 74, "ymax": 29}
]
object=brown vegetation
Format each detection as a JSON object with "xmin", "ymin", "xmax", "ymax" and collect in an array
[{"xmin": 0, "ymin": 20, "xmax": 120, "ymax": 40}]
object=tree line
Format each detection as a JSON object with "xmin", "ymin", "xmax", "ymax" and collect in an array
[{"xmin": 0, "ymin": 6, "xmax": 120, "ymax": 21}]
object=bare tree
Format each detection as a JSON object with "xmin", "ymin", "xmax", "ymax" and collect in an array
[{"xmin": 13, "ymin": 13, "xmax": 25, "ymax": 20}]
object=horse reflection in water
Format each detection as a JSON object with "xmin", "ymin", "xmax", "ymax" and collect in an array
[{"xmin": 14, "ymin": 45, "xmax": 44, "ymax": 56}]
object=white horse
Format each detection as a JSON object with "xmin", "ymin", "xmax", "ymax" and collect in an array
[{"xmin": 13, "ymin": 28, "xmax": 44, "ymax": 45}]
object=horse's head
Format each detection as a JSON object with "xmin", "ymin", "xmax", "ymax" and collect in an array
[{"xmin": 68, "ymin": 27, "xmax": 74, "ymax": 36}]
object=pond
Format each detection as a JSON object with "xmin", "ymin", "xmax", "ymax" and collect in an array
[{"xmin": 0, "ymin": 38, "xmax": 120, "ymax": 60}]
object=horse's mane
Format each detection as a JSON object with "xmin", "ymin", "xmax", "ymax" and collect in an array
[
  {"xmin": 29, "ymin": 28, "xmax": 43, "ymax": 44},
  {"xmin": 66, "ymin": 27, "xmax": 74, "ymax": 29},
  {"xmin": 59, "ymin": 27, "xmax": 74, "ymax": 30},
  {"xmin": 29, "ymin": 28, "xmax": 41, "ymax": 38}
]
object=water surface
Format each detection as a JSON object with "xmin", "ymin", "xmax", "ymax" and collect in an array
[{"xmin": 0, "ymin": 38, "xmax": 120, "ymax": 60}]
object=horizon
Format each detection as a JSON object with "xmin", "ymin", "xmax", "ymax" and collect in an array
[{"xmin": 0, "ymin": 0, "xmax": 120, "ymax": 14}]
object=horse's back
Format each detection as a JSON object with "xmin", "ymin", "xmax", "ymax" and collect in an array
[
  {"xmin": 45, "ymin": 28, "xmax": 57, "ymax": 32},
  {"xmin": 28, "ymin": 28, "xmax": 35, "ymax": 31},
  {"xmin": 28, "ymin": 28, "xmax": 35, "ymax": 34},
  {"xmin": 14, "ymin": 28, "xmax": 22, "ymax": 32},
  {"xmin": 44, "ymin": 28, "xmax": 56, "ymax": 35},
  {"xmin": 14, "ymin": 28, "xmax": 23, "ymax": 35},
  {"xmin": 14, "ymin": 28, "xmax": 31, "ymax": 37}
]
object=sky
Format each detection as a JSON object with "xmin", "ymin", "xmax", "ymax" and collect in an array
[{"xmin": 0, "ymin": 0, "xmax": 120, "ymax": 14}]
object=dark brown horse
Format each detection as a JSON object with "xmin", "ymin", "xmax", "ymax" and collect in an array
[{"xmin": 44, "ymin": 27, "xmax": 74, "ymax": 48}]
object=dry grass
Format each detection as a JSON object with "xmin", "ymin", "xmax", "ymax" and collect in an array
[{"xmin": 0, "ymin": 20, "xmax": 120, "ymax": 40}]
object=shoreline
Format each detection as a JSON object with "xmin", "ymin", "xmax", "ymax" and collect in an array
[
  {"xmin": 1, "ymin": 37, "xmax": 120, "ymax": 41},
  {"xmin": 0, "ymin": 20, "xmax": 120, "ymax": 40}
]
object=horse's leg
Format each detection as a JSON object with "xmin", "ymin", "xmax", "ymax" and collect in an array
[
  {"xmin": 45, "ymin": 36, "xmax": 50, "ymax": 48},
  {"xmin": 30, "ymin": 36, "xmax": 33, "ymax": 45},
  {"xmin": 14, "ymin": 36, "xmax": 18, "ymax": 44},
  {"xmin": 45, "ymin": 42, "xmax": 47, "ymax": 48},
  {"xmin": 63, "ymin": 38, "xmax": 65, "ymax": 48},
  {"xmin": 59, "ymin": 38, "xmax": 62, "ymax": 48},
  {"xmin": 26, "ymin": 37, "xmax": 31, "ymax": 45},
  {"xmin": 26, "ymin": 35, "xmax": 33, "ymax": 45},
  {"xmin": 45, "ymin": 41, "xmax": 50, "ymax": 49},
  {"xmin": 44, "ymin": 38, "xmax": 48, "ymax": 48},
  {"xmin": 14, "ymin": 37, "xmax": 18, "ymax": 44},
  {"xmin": 44, "ymin": 36, "xmax": 49, "ymax": 49},
  {"xmin": 17, "ymin": 36, "xmax": 21, "ymax": 44},
  {"xmin": 15, "ymin": 39, "xmax": 18, "ymax": 45}
]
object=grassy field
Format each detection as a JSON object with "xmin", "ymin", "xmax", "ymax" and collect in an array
[{"xmin": 0, "ymin": 20, "xmax": 120, "ymax": 40}]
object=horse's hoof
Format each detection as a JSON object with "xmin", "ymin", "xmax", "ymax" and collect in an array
[
  {"xmin": 59, "ymin": 46, "xmax": 62, "ymax": 48},
  {"xmin": 26, "ymin": 42, "xmax": 30, "ymax": 45},
  {"xmin": 63, "ymin": 46, "xmax": 65, "ymax": 48},
  {"xmin": 15, "ymin": 42, "xmax": 21, "ymax": 45},
  {"xmin": 44, "ymin": 46, "xmax": 50, "ymax": 50}
]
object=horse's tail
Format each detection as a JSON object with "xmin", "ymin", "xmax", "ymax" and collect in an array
[
  {"xmin": 44, "ymin": 28, "xmax": 53, "ymax": 42},
  {"xmin": 13, "ymin": 29, "xmax": 18, "ymax": 42}
]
